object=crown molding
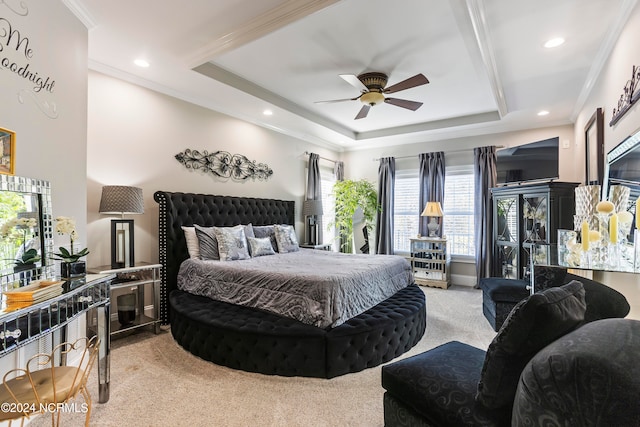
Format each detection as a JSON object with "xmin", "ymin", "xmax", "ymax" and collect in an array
[
  {"xmin": 62, "ymin": 0, "xmax": 97, "ymax": 29},
  {"xmin": 185, "ymin": 0, "xmax": 340, "ymax": 67}
]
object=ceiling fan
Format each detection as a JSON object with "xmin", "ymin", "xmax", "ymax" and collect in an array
[{"xmin": 316, "ymin": 72, "xmax": 429, "ymax": 120}]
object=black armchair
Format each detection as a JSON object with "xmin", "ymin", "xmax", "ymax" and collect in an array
[
  {"xmin": 478, "ymin": 268, "xmax": 630, "ymax": 331},
  {"xmin": 382, "ymin": 282, "xmax": 640, "ymax": 426}
]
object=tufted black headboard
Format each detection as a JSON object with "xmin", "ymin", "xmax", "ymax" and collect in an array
[{"xmin": 153, "ymin": 191, "xmax": 295, "ymax": 324}]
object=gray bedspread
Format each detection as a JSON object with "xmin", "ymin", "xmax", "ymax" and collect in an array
[{"xmin": 177, "ymin": 249, "xmax": 413, "ymax": 328}]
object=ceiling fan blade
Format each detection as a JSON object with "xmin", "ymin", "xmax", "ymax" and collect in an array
[
  {"xmin": 340, "ymin": 74, "xmax": 369, "ymax": 92},
  {"xmin": 384, "ymin": 98, "xmax": 423, "ymax": 111},
  {"xmin": 383, "ymin": 74, "xmax": 429, "ymax": 94},
  {"xmin": 355, "ymin": 104, "xmax": 371, "ymax": 120},
  {"xmin": 314, "ymin": 95, "xmax": 361, "ymax": 104}
]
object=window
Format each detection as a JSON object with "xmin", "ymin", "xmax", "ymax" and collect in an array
[
  {"xmin": 393, "ymin": 166, "xmax": 475, "ymax": 257},
  {"xmin": 393, "ymin": 170, "xmax": 419, "ymax": 254},
  {"xmin": 320, "ymin": 167, "xmax": 336, "ymax": 246},
  {"xmin": 442, "ymin": 166, "xmax": 475, "ymax": 257}
]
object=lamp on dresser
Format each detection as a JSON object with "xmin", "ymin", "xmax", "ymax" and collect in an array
[
  {"xmin": 421, "ymin": 201, "xmax": 443, "ymax": 237},
  {"xmin": 302, "ymin": 199, "xmax": 323, "ymax": 246},
  {"xmin": 99, "ymin": 185, "xmax": 144, "ymax": 269}
]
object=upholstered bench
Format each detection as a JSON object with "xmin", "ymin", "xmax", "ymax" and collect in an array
[
  {"xmin": 478, "ymin": 277, "xmax": 529, "ymax": 331},
  {"xmin": 170, "ymin": 283, "xmax": 426, "ymax": 378}
]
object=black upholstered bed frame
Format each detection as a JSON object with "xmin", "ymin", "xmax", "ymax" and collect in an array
[{"xmin": 154, "ymin": 191, "xmax": 426, "ymax": 378}]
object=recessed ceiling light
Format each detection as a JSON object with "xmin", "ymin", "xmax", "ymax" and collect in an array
[
  {"xmin": 544, "ymin": 37, "xmax": 565, "ymax": 48},
  {"xmin": 134, "ymin": 59, "xmax": 150, "ymax": 68},
  {"xmin": 538, "ymin": 110, "xmax": 550, "ymax": 116},
  {"xmin": 263, "ymin": 109, "xmax": 273, "ymax": 116}
]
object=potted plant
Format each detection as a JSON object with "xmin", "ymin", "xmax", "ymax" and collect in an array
[
  {"xmin": 53, "ymin": 216, "xmax": 90, "ymax": 279},
  {"xmin": 328, "ymin": 179, "xmax": 379, "ymax": 253}
]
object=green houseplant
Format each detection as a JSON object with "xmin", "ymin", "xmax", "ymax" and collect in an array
[{"xmin": 329, "ymin": 179, "xmax": 379, "ymax": 253}]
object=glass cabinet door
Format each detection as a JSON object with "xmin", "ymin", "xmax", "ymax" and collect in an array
[
  {"xmin": 496, "ymin": 243, "xmax": 519, "ymax": 279},
  {"xmin": 522, "ymin": 194, "xmax": 548, "ymax": 243},
  {"xmin": 496, "ymin": 196, "xmax": 518, "ymax": 243}
]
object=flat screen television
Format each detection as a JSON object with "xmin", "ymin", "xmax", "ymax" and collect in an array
[{"xmin": 496, "ymin": 137, "xmax": 559, "ymax": 185}]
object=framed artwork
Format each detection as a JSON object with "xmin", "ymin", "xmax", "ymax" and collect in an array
[
  {"xmin": 0, "ymin": 127, "xmax": 15, "ymax": 175},
  {"xmin": 585, "ymin": 108, "xmax": 604, "ymax": 185}
]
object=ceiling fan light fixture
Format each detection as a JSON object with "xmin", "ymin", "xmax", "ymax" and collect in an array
[{"xmin": 360, "ymin": 91, "xmax": 385, "ymax": 106}]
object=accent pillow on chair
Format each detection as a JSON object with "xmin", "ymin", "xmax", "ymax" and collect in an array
[{"xmin": 476, "ymin": 280, "xmax": 587, "ymax": 409}]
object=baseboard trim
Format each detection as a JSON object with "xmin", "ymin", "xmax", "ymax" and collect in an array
[{"xmin": 451, "ymin": 274, "xmax": 476, "ymax": 287}]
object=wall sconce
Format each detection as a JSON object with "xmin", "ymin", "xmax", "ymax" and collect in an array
[
  {"xmin": 302, "ymin": 199, "xmax": 323, "ymax": 245},
  {"xmin": 99, "ymin": 185, "xmax": 144, "ymax": 269},
  {"xmin": 421, "ymin": 201, "xmax": 444, "ymax": 237}
]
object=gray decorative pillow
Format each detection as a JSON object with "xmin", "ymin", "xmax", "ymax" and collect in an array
[
  {"xmin": 274, "ymin": 224, "xmax": 299, "ymax": 253},
  {"xmin": 253, "ymin": 225, "xmax": 277, "ymax": 251},
  {"xmin": 244, "ymin": 223, "xmax": 255, "ymax": 239},
  {"xmin": 213, "ymin": 226, "xmax": 250, "ymax": 261},
  {"xmin": 195, "ymin": 225, "xmax": 219, "ymax": 260},
  {"xmin": 247, "ymin": 237, "xmax": 275, "ymax": 257}
]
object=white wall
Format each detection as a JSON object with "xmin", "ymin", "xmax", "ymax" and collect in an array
[
  {"xmin": 344, "ymin": 124, "xmax": 576, "ymax": 182},
  {"xmin": 574, "ymin": 2, "xmax": 640, "ymax": 319},
  {"xmin": 86, "ymin": 71, "xmax": 340, "ymax": 267},
  {"xmin": 0, "ymin": 2, "xmax": 88, "ymax": 250},
  {"xmin": 0, "ymin": 0, "xmax": 87, "ymax": 391}
]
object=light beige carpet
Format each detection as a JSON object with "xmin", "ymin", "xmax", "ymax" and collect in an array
[{"xmin": 28, "ymin": 285, "xmax": 496, "ymax": 427}]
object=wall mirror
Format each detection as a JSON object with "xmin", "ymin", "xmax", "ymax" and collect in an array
[
  {"xmin": 603, "ymin": 127, "xmax": 640, "ymax": 202},
  {"xmin": 0, "ymin": 175, "xmax": 54, "ymax": 287}
]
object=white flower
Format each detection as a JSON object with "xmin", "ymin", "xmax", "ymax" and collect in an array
[{"xmin": 55, "ymin": 216, "xmax": 76, "ymax": 235}]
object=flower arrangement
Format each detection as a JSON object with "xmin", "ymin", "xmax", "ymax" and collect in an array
[
  {"xmin": 0, "ymin": 216, "xmax": 40, "ymax": 265},
  {"xmin": 53, "ymin": 216, "xmax": 89, "ymax": 263}
]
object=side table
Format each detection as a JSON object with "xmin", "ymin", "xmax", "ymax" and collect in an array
[
  {"xmin": 88, "ymin": 262, "xmax": 161, "ymax": 336},
  {"xmin": 410, "ymin": 237, "xmax": 450, "ymax": 289}
]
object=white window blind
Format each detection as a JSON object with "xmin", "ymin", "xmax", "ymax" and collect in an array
[
  {"xmin": 392, "ymin": 166, "xmax": 476, "ymax": 257},
  {"xmin": 320, "ymin": 167, "xmax": 336, "ymax": 246},
  {"xmin": 393, "ymin": 171, "xmax": 419, "ymax": 254},
  {"xmin": 442, "ymin": 166, "xmax": 475, "ymax": 257}
]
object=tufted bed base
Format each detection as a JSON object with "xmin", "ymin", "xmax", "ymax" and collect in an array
[
  {"xmin": 155, "ymin": 191, "xmax": 427, "ymax": 378},
  {"xmin": 170, "ymin": 283, "xmax": 426, "ymax": 378}
]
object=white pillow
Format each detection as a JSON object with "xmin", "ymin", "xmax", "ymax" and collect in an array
[
  {"xmin": 213, "ymin": 226, "xmax": 250, "ymax": 261},
  {"xmin": 182, "ymin": 226, "xmax": 200, "ymax": 258},
  {"xmin": 274, "ymin": 224, "xmax": 299, "ymax": 253}
]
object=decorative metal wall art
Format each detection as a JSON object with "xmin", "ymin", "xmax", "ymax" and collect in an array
[
  {"xmin": 610, "ymin": 64, "xmax": 640, "ymax": 126},
  {"xmin": 175, "ymin": 149, "xmax": 273, "ymax": 181}
]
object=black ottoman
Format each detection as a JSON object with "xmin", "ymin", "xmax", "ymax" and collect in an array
[
  {"xmin": 478, "ymin": 278, "xmax": 529, "ymax": 331},
  {"xmin": 382, "ymin": 341, "xmax": 510, "ymax": 426}
]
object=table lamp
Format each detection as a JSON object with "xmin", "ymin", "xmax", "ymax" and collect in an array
[
  {"xmin": 302, "ymin": 199, "xmax": 323, "ymax": 245},
  {"xmin": 421, "ymin": 201, "xmax": 443, "ymax": 237},
  {"xmin": 99, "ymin": 185, "xmax": 144, "ymax": 268}
]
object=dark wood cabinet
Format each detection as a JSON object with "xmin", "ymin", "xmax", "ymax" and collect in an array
[{"xmin": 491, "ymin": 182, "xmax": 578, "ymax": 279}]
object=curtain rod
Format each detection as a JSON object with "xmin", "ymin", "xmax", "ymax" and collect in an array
[
  {"xmin": 304, "ymin": 151, "xmax": 338, "ymax": 164},
  {"xmin": 372, "ymin": 145, "xmax": 505, "ymax": 161}
]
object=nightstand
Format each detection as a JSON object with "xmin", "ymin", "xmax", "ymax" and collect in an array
[
  {"xmin": 300, "ymin": 243, "xmax": 332, "ymax": 251},
  {"xmin": 88, "ymin": 262, "xmax": 162, "ymax": 336},
  {"xmin": 410, "ymin": 238, "xmax": 450, "ymax": 289}
]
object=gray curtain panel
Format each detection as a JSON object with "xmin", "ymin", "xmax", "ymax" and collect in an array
[
  {"xmin": 418, "ymin": 152, "xmax": 445, "ymax": 237},
  {"xmin": 334, "ymin": 161, "xmax": 344, "ymax": 181},
  {"xmin": 473, "ymin": 146, "xmax": 497, "ymax": 288},
  {"xmin": 376, "ymin": 157, "xmax": 395, "ymax": 255},
  {"xmin": 306, "ymin": 153, "xmax": 323, "ymax": 244}
]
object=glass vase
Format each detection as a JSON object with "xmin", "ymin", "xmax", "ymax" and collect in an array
[{"xmin": 60, "ymin": 261, "xmax": 86, "ymax": 279}]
